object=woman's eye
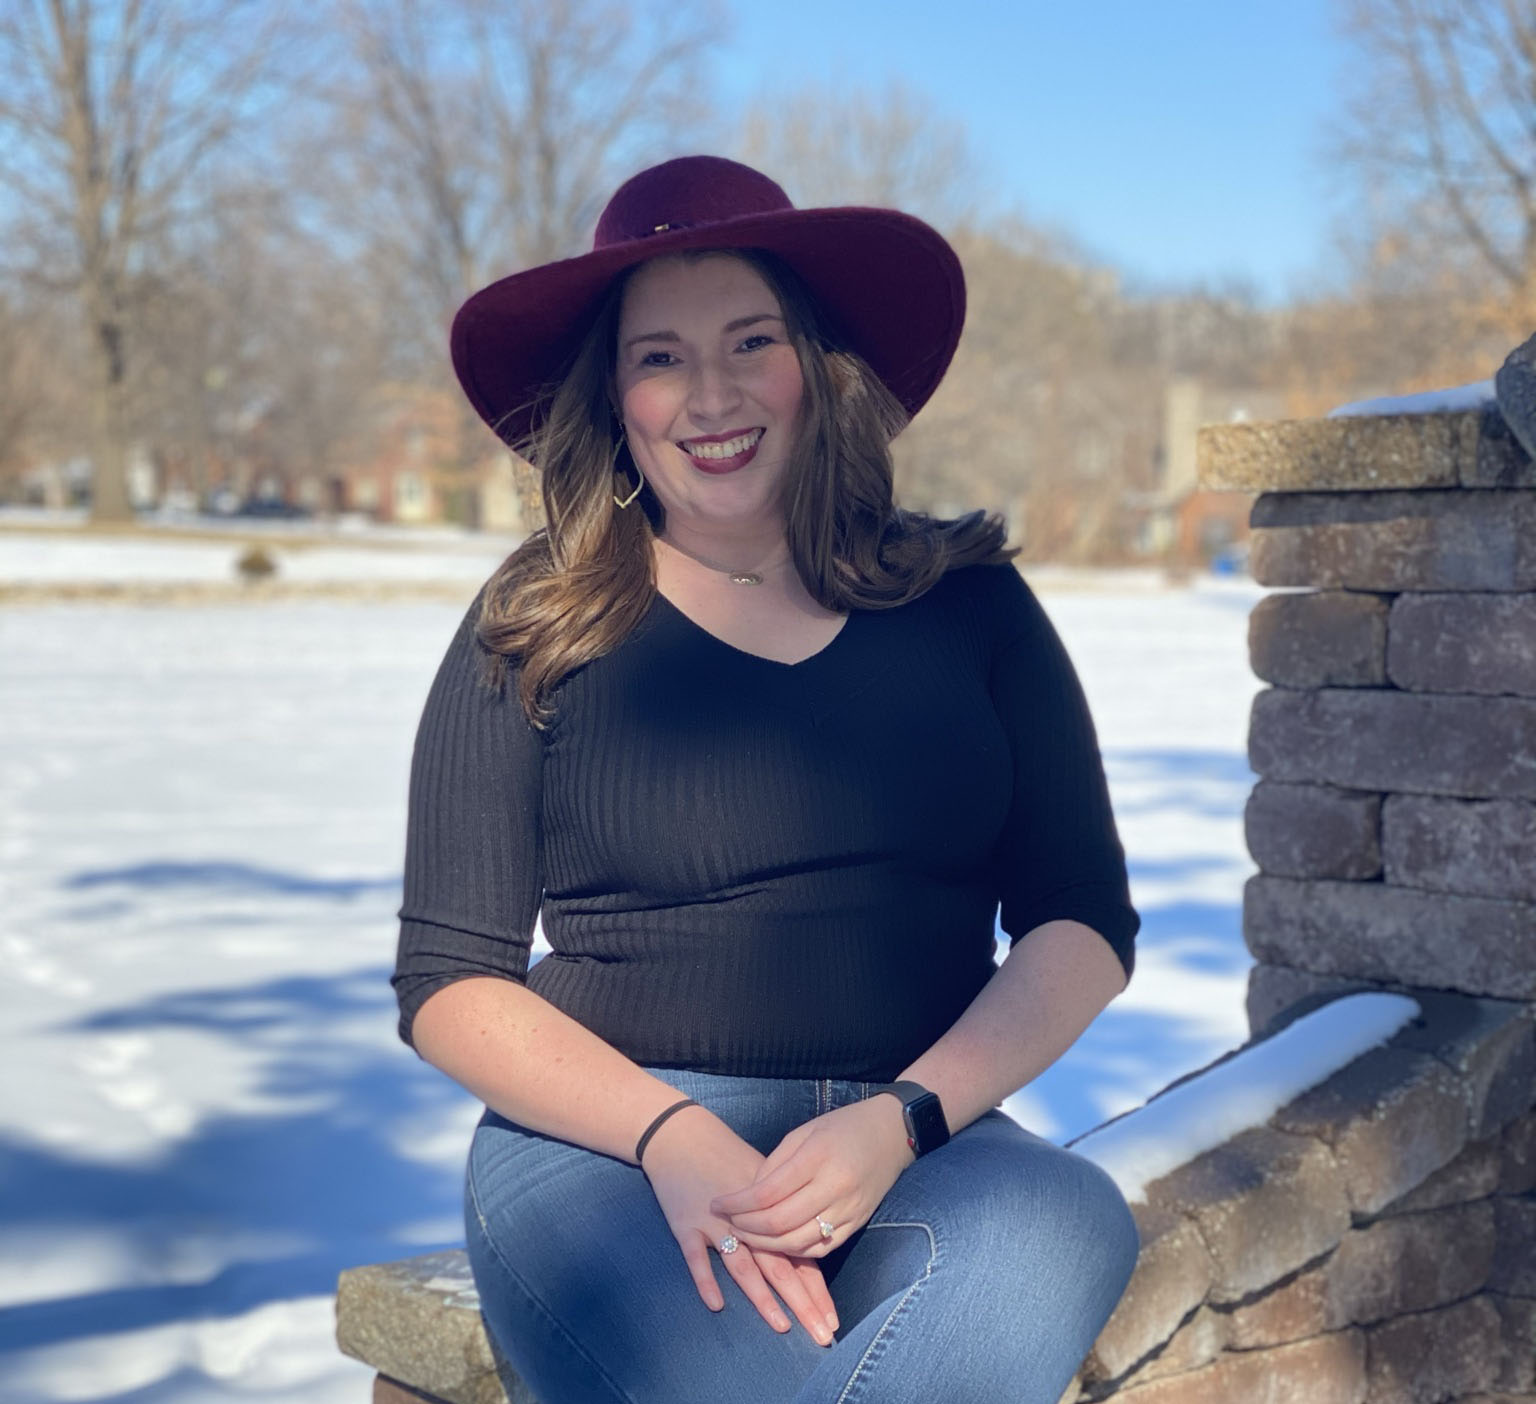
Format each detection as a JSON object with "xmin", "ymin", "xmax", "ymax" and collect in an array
[
  {"xmin": 639, "ymin": 350, "xmax": 678, "ymax": 367},
  {"xmin": 736, "ymin": 334, "xmax": 774, "ymax": 352}
]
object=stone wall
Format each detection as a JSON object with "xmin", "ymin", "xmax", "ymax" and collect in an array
[
  {"xmin": 1062, "ymin": 992, "xmax": 1535, "ymax": 1403},
  {"xmin": 1061, "ymin": 406, "xmax": 1535, "ymax": 1404},
  {"xmin": 333, "ymin": 406, "xmax": 1536, "ymax": 1404}
]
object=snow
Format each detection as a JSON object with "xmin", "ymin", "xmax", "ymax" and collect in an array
[
  {"xmin": 1070, "ymin": 991, "xmax": 1422, "ymax": 1204},
  {"xmin": 1, "ymin": 525, "xmax": 1291, "ymax": 1401},
  {"xmin": 0, "ymin": 528, "xmax": 509, "ymax": 585},
  {"xmin": 1327, "ymin": 378, "xmax": 1496, "ymax": 417}
]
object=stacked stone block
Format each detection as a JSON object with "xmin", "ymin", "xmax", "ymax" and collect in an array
[
  {"xmin": 1088, "ymin": 404, "xmax": 1536, "ymax": 1404},
  {"xmin": 1192, "ymin": 407, "xmax": 1536, "ymax": 1026}
]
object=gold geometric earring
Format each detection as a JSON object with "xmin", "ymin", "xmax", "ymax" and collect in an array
[{"xmin": 612, "ymin": 431, "xmax": 645, "ymax": 509}]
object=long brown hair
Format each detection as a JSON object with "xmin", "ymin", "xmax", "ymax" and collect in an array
[{"xmin": 476, "ymin": 247, "xmax": 1016, "ymax": 728}]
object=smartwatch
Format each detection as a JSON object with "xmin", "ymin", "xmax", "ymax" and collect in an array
[{"xmin": 871, "ymin": 1080, "xmax": 951, "ymax": 1157}]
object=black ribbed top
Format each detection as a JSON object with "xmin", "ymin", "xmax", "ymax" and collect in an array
[{"xmin": 392, "ymin": 561, "xmax": 1139, "ymax": 1082}]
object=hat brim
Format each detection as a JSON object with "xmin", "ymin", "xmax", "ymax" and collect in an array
[{"xmin": 450, "ymin": 206, "xmax": 966, "ymax": 448}]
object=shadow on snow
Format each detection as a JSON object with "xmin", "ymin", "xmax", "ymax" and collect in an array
[
  {"xmin": 0, "ymin": 964, "xmax": 476, "ymax": 1357},
  {"xmin": 1104, "ymin": 747, "xmax": 1259, "ymax": 822},
  {"xmin": 12, "ymin": 762, "xmax": 1256, "ymax": 1361},
  {"xmin": 61, "ymin": 860, "xmax": 400, "ymax": 900}
]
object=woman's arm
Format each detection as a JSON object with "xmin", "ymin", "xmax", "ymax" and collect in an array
[
  {"xmin": 412, "ymin": 919, "xmax": 1127, "ymax": 1167},
  {"xmin": 414, "ymin": 973, "xmax": 843, "ymax": 1344},
  {"xmin": 411, "ymin": 974, "xmax": 708, "ymax": 1164},
  {"xmin": 884, "ymin": 917, "xmax": 1129, "ymax": 1143},
  {"xmin": 708, "ymin": 918, "xmax": 1129, "ymax": 1252},
  {"xmin": 886, "ymin": 572, "xmax": 1136, "ymax": 1141}
]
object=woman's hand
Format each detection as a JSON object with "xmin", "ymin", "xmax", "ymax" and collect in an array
[
  {"xmin": 708, "ymin": 1095, "xmax": 914, "ymax": 1257},
  {"xmin": 640, "ymin": 1105, "xmax": 840, "ymax": 1347}
]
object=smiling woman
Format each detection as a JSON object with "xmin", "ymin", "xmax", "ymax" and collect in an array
[
  {"xmin": 616, "ymin": 254, "xmax": 804, "ymax": 526},
  {"xmin": 392, "ymin": 154, "xmax": 1144, "ymax": 1404},
  {"xmin": 462, "ymin": 207, "xmax": 988, "ymax": 716}
]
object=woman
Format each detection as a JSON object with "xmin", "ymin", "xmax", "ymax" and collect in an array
[{"xmin": 393, "ymin": 155, "xmax": 1142, "ymax": 1404}]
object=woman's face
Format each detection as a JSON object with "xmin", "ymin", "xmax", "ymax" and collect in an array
[{"xmin": 613, "ymin": 252, "xmax": 805, "ymax": 538}]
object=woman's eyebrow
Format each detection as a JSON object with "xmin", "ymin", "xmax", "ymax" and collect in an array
[
  {"xmin": 621, "ymin": 313, "xmax": 784, "ymax": 353},
  {"xmin": 723, "ymin": 313, "xmax": 783, "ymax": 332}
]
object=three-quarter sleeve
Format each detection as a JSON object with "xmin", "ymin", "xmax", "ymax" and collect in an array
[
  {"xmin": 391, "ymin": 590, "xmax": 545, "ymax": 1050},
  {"xmin": 986, "ymin": 572, "xmax": 1139, "ymax": 983}
]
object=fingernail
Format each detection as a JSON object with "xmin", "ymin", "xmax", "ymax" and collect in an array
[
  {"xmin": 824, "ymin": 1313, "xmax": 839, "ymax": 1336},
  {"xmin": 813, "ymin": 1322, "xmax": 832, "ymax": 1345},
  {"xmin": 771, "ymin": 1313, "xmax": 790, "ymax": 1332}
]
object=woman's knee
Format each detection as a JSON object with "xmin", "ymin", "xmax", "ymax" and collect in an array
[
  {"xmin": 1029, "ymin": 1148, "xmax": 1141, "ymax": 1306},
  {"xmin": 924, "ymin": 1123, "xmax": 1140, "ymax": 1292},
  {"xmin": 1076, "ymin": 1155, "xmax": 1141, "ymax": 1289}
]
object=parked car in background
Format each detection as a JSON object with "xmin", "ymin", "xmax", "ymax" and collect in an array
[
  {"xmin": 1208, "ymin": 541, "xmax": 1250, "ymax": 577},
  {"xmin": 235, "ymin": 496, "xmax": 312, "ymax": 520}
]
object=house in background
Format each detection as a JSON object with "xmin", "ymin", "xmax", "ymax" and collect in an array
[
  {"xmin": 332, "ymin": 383, "xmax": 532, "ymax": 534},
  {"xmin": 1142, "ymin": 376, "xmax": 1291, "ymax": 567}
]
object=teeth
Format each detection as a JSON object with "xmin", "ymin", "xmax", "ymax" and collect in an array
[{"xmin": 682, "ymin": 429, "xmax": 763, "ymax": 459}]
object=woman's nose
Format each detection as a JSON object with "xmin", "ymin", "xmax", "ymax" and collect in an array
[{"xmin": 686, "ymin": 357, "xmax": 744, "ymax": 422}]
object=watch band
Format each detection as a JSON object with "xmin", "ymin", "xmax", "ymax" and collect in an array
[{"xmin": 871, "ymin": 1080, "xmax": 951, "ymax": 1157}]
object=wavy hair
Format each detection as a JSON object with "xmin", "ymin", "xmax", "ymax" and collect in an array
[{"xmin": 475, "ymin": 247, "xmax": 1017, "ymax": 728}]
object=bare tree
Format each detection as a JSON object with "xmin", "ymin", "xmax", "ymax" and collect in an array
[
  {"xmin": 1325, "ymin": 0, "xmax": 1536, "ymax": 321},
  {"xmin": 129, "ymin": 177, "xmax": 390, "ymax": 505},
  {"xmin": 737, "ymin": 80, "xmax": 983, "ymax": 229},
  {"xmin": 311, "ymin": 0, "xmax": 723, "ymax": 512},
  {"xmin": 0, "ymin": 0, "xmax": 308, "ymax": 521},
  {"xmin": 0, "ymin": 289, "xmax": 62, "ymax": 492},
  {"xmin": 295, "ymin": 0, "xmax": 721, "ymax": 524}
]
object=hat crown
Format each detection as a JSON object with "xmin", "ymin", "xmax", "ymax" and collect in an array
[{"xmin": 593, "ymin": 155, "xmax": 794, "ymax": 249}]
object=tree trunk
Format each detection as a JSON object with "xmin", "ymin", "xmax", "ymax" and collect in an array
[{"xmin": 87, "ymin": 314, "xmax": 133, "ymax": 523}]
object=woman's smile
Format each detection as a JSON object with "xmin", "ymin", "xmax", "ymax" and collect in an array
[
  {"xmin": 614, "ymin": 252, "xmax": 805, "ymax": 528},
  {"xmin": 677, "ymin": 427, "xmax": 766, "ymax": 472}
]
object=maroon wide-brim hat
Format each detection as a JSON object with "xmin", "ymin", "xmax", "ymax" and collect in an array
[{"xmin": 450, "ymin": 154, "xmax": 966, "ymax": 448}]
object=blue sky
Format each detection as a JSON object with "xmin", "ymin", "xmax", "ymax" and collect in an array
[{"xmin": 716, "ymin": 0, "xmax": 1350, "ymax": 305}]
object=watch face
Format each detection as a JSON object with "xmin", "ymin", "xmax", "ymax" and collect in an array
[{"xmin": 906, "ymin": 1092, "xmax": 950, "ymax": 1153}]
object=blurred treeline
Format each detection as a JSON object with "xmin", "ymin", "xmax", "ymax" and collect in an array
[{"xmin": 1, "ymin": 0, "xmax": 1534, "ymax": 560}]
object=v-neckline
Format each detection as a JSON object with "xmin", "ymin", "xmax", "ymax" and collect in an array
[{"xmin": 653, "ymin": 589, "xmax": 853, "ymax": 670}]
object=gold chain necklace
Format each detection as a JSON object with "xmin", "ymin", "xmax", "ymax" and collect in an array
[{"xmin": 660, "ymin": 538, "xmax": 790, "ymax": 586}]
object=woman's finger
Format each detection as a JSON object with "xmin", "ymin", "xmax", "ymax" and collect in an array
[
  {"xmin": 754, "ymin": 1250, "xmax": 836, "ymax": 1346},
  {"xmin": 714, "ymin": 1239, "xmax": 794, "ymax": 1335},
  {"xmin": 712, "ymin": 1151, "xmax": 818, "ymax": 1215},
  {"xmin": 679, "ymin": 1230, "xmax": 726, "ymax": 1311},
  {"xmin": 793, "ymin": 1256, "xmax": 840, "ymax": 1334},
  {"xmin": 724, "ymin": 1180, "xmax": 850, "ymax": 1247},
  {"xmin": 733, "ymin": 1223, "xmax": 835, "ymax": 1257},
  {"xmin": 734, "ymin": 1191, "xmax": 867, "ymax": 1257}
]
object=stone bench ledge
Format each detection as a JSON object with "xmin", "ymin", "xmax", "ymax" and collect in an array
[
  {"xmin": 1196, "ymin": 408, "xmax": 1536, "ymax": 494},
  {"xmin": 336, "ymin": 1248, "xmax": 523, "ymax": 1404}
]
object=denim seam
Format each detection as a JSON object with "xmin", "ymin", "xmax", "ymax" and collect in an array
[
  {"xmin": 466, "ymin": 1153, "xmax": 636, "ymax": 1404},
  {"xmin": 831, "ymin": 1219, "xmax": 940, "ymax": 1404}
]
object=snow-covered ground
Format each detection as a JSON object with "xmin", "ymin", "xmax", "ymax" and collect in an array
[
  {"xmin": 0, "ymin": 527, "xmax": 510, "ymax": 585},
  {"xmin": 0, "ymin": 527, "xmax": 1269, "ymax": 1402}
]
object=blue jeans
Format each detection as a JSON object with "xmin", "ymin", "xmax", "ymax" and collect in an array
[{"xmin": 464, "ymin": 1066, "xmax": 1140, "ymax": 1404}]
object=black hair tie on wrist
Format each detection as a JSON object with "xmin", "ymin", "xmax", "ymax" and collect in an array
[{"xmin": 635, "ymin": 1097, "xmax": 699, "ymax": 1166}]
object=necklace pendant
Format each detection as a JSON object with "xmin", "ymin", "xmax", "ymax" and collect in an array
[{"xmin": 729, "ymin": 571, "xmax": 763, "ymax": 585}]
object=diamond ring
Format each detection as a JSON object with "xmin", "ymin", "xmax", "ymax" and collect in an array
[
  {"xmin": 817, "ymin": 1217, "xmax": 835, "ymax": 1240},
  {"xmin": 718, "ymin": 1235, "xmax": 739, "ymax": 1255}
]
